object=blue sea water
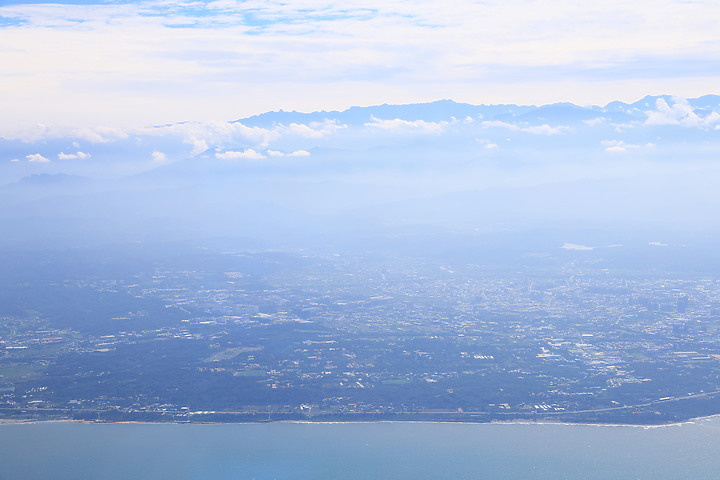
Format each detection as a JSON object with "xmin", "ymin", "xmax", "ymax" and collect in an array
[{"xmin": 2, "ymin": 419, "xmax": 720, "ymax": 479}]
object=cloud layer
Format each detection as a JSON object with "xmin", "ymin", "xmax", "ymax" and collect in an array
[
  {"xmin": 1, "ymin": 1, "xmax": 719, "ymax": 130},
  {"xmin": 3, "ymin": 95, "xmax": 720, "ymax": 189}
]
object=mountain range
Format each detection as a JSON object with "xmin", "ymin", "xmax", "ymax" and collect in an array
[{"xmin": 2, "ymin": 95, "xmax": 720, "ymax": 255}]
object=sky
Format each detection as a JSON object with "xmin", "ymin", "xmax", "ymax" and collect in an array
[{"xmin": 1, "ymin": 0, "xmax": 719, "ymax": 132}]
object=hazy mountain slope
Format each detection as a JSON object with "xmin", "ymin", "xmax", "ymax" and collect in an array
[{"xmin": 2, "ymin": 95, "xmax": 719, "ymax": 250}]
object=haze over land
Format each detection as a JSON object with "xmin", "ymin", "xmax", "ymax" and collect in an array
[{"xmin": 2, "ymin": 95, "xmax": 720, "ymax": 251}]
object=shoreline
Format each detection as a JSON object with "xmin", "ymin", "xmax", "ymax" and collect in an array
[{"xmin": 2, "ymin": 413, "xmax": 719, "ymax": 428}]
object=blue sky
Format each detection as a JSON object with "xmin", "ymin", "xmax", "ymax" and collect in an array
[{"xmin": 1, "ymin": 0, "xmax": 719, "ymax": 131}]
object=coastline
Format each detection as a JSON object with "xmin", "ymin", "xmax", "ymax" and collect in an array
[{"xmin": 2, "ymin": 413, "xmax": 719, "ymax": 428}]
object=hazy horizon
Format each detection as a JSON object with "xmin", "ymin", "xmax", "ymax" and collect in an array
[{"xmin": 2, "ymin": 0, "xmax": 720, "ymax": 130}]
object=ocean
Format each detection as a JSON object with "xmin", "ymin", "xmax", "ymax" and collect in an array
[{"xmin": 2, "ymin": 418, "xmax": 720, "ymax": 479}]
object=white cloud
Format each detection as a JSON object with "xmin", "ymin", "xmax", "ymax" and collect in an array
[
  {"xmin": 279, "ymin": 121, "xmax": 346, "ymax": 139},
  {"xmin": 481, "ymin": 121, "xmax": 569, "ymax": 135},
  {"xmin": 142, "ymin": 121, "xmax": 279, "ymax": 151},
  {"xmin": 215, "ymin": 149, "xmax": 266, "ymax": 160},
  {"xmin": 583, "ymin": 117, "xmax": 607, "ymax": 127},
  {"xmin": 481, "ymin": 120, "xmax": 518, "ymax": 130},
  {"xmin": 645, "ymin": 97, "xmax": 720, "ymax": 128},
  {"xmin": 151, "ymin": 150, "xmax": 169, "ymax": 163},
  {"xmin": 365, "ymin": 117, "xmax": 449, "ymax": 134},
  {"xmin": 605, "ymin": 146, "xmax": 627, "ymax": 153},
  {"xmin": 26, "ymin": 153, "xmax": 50, "ymax": 163},
  {"xmin": 189, "ymin": 138, "xmax": 209, "ymax": 156},
  {"xmin": 73, "ymin": 126, "xmax": 130, "ymax": 143},
  {"xmin": 524, "ymin": 124, "xmax": 570, "ymax": 135},
  {"xmin": 266, "ymin": 149, "xmax": 311, "ymax": 157},
  {"xmin": 57, "ymin": 151, "xmax": 91, "ymax": 159},
  {"xmin": 287, "ymin": 149, "xmax": 310, "ymax": 157},
  {"xmin": 476, "ymin": 138, "xmax": 498, "ymax": 149},
  {"xmin": 601, "ymin": 139, "xmax": 642, "ymax": 152},
  {"xmin": 0, "ymin": 124, "xmax": 129, "ymax": 143},
  {"xmin": 561, "ymin": 243, "xmax": 594, "ymax": 251}
]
